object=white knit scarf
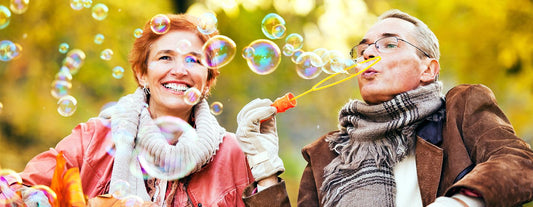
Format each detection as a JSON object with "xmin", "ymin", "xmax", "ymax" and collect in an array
[
  {"xmin": 99, "ymin": 88, "xmax": 225, "ymax": 201},
  {"xmin": 321, "ymin": 82, "xmax": 444, "ymax": 207}
]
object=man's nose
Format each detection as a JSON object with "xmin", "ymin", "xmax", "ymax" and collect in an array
[{"xmin": 363, "ymin": 43, "xmax": 378, "ymax": 60}]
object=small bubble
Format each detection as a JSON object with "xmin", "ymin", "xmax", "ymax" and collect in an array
[
  {"xmin": 285, "ymin": 33, "xmax": 304, "ymax": 50},
  {"xmin": 55, "ymin": 66, "xmax": 73, "ymax": 81},
  {"xmin": 242, "ymin": 46, "xmax": 254, "ymax": 59},
  {"xmin": 50, "ymin": 80, "xmax": 72, "ymax": 99},
  {"xmin": 100, "ymin": 48, "xmax": 113, "ymax": 61},
  {"xmin": 0, "ymin": 102, "xmax": 3, "ymax": 114},
  {"xmin": 92, "ymin": 3, "xmax": 108, "ymax": 21},
  {"xmin": 57, "ymin": 95, "xmax": 77, "ymax": 117},
  {"xmin": 10, "ymin": 0, "xmax": 30, "ymax": 14},
  {"xmin": 70, "ymin": 0, "xmax": 83, "ymax": 10},
  {"xmin": 82, "ymin": 0, "xmax": 92, "ymax": 8},
  {"xmin": 94, "ymin": 33, "xmax": 104, "ymax": 44},
  {"xmin": 0, "ymin": 40, "xmax": 17, "ymax": 61},
  {"xmin": 111, "ymin": 180, "xmax": 131, "ymax": 199},
  {"xmin": 58, "ymin": 43, "xmax": 69, "ymax": 54},
  {"xmin": 210, "ymin": 101, "xmax": 223, "ymax": 115},
  {"xmin": 282, "ymin": 44, "xmax": 294, "ymax": 56},
  {"xmin": 62, "ymin": 49, "xmax": 86, "ymax": 75},
  {"xmin": 261, "ymin": 13, "xmax": 286, "ymax": 39},
  {"xmin": 112, "ymin": 66, "xmax": 124, "ymax": 79},
  {"xmin": 133, "ymin": 28, "xmax": 143, "ymax": 38},
  {"xmin": 183, "ymin": 87, "xmax": 201, "ymax": 105},
  {"xmin": 150, "ymin": 14, "xmax": 170, "ymax": 35}
]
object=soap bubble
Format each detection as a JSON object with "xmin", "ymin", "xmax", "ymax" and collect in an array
[
  {"xmin": 285, "ymin": 33, "xmax": 304, "ymax": 50},
  {"xmin": 70, "ymin": 0, "xmax": 83, "ymax": 10},
  {"xmin": 176, "ymin": 39, "xmax": 192, "ymax": 54},
  {"xmin": 321, "ymin": 50, "xmax": 346, "ymax": 74},
  {"xmin": 0, "ymin": 6, "xmax": 10, "ymax": 30},
  {"xmin": 201, "ymin": 35, "xmax": 236, "ymax": 69},
  {"xmin": 29, "ymin": 185, "xmax": 58, "ymax": 205},
  {"xmin": 0, "ymin": 40, "xmax": 17, "ymax": 61},
  {"xmin": 150, "ymin": 14, "xmax": 170, "ymax": 35},
  {"xmin": 112, "ymin": 66, "xmax": 124, "ymax": 79},
  {"xmin": 133, "ymin": 28, "xmax": 143, "ymax": 38},
  {"xmin": 282, "ymin": 44, "xmax": 294, "ymax": 56},
  {"xmin": 197, "ymin": 12, "xmax": 217, "ymax": 35},
  {"xmin": 94, "ymin": 33, "xmax": 104, "ymax": 44},
  {"xmin": 100, "ymin": 48, "xmax": 113, "ymax": 61},
  {"xmin": 62, "ymin": 49, "xmax": 86, "ymax": 75},
  {"xmin": 50, "ymin": 80, "xmax": 72, "ymax": 99},
  {"xmin": 155, "ymin": 116, "xmax": 196, "ymax": 145},
  {"xmin": 183, "ymin": 87, "xmax": 201, "ymax": 105},
  {"xmin": 210, "ymin": 101, "xmax": 223, "ymax": 115},
  {"xmin": 58, "ymin": 42, "xmax": 69, "ymax": 54},
  {"xmin": 242, "ymin": 46, "xmax": 254, "ymax": 59},
  {"xmin": 243, "ymin": 39, "xmax": 281, "ymax": 75},
  {"xmin": 291, "ymin": 49, "xmax": 304, "ymax": 63},
  {"xmin": 295, "ymin": 52, "xmax": 323, "ymax": 79},
  {"xmin": 261, "ymin": 13, "xmax": 286, "ymax": 39},
  {"xmin": 82, "ymin": 0, "xmax": 92, "ymax": 8},
  {"xmin": 55, "ymin": 67, "xmax": 73, "ymax": 81},
  {"xmin": 121, "ymin": 195, "xmax": 144, "ymax": 207},
  {"xmin": 10, "ymin": 0, "xmax": 29, "ymax": 14},
  {"xmin": 111, "ymin": 180, "xmax": 131, "ymax": 199},
  {"xmin": 0, "ymin": 102, "xmax": 3, "ymax": 114},
  {"xmin": 57, "ymin": 95, "xmax": 77, "ymax": 117},
  {"xmin": 91, "ymin": 3, "xmax": 108, "ymax": 21},
  {"xmin": 0, "ymin": 175, "xmax": 19, "ymax": 205}
]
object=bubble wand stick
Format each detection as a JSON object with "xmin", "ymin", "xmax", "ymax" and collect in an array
[{"xmin": 271, "ymin": 56, "xmax": 381, "ymax": 113}]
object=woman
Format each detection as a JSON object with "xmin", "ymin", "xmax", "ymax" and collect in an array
[{"xmin": 14, "ymin": 14, "xmax": 253, "ymax": 206}]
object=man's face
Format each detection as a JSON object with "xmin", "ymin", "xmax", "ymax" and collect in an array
[{"xmin": 356, "ymin": 18, "xmax": 430, "ymax": 104}]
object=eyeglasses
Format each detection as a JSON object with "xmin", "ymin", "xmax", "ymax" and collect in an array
[{"xmin": 350, "ymin": 36, "xmax": 430, "ymax": 62}]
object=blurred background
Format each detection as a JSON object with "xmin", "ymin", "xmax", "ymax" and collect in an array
[{"xmin": 1, "ymin": 0, "xmax": 532, "ymax": 205}]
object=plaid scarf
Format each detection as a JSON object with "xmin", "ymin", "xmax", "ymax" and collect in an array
[{"xmin": 321, "ymin": 82, "xmax": 443, "ymax": 207}]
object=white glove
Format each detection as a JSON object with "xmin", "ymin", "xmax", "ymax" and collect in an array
[
  {"xmin": 428, "ymin": 194, "xmax": 484, "ymax": 207},
  {"xmin": 236, "ymin": 98, "xmax": 285, "ymax": 181}
]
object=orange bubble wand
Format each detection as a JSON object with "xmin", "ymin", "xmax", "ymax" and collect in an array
[{"xmin": 271, "ymin": 56, "xmax": 381, "ymax": 113}]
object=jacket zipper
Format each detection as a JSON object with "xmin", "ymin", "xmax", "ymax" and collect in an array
[{"xmin": 184, "ymin": 178, "xmax": 202, "ymax": 207}]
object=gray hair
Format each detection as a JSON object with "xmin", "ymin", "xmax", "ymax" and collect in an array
[{"xmin": 378, "ymin": 9, "xmax": 440, "ymax": 60}]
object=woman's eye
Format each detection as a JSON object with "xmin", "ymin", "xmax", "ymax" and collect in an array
[
  {"xmin": 159, "ymin": 55, "xmax": 171, "ymax": 60},
  {"xmin": 184, "ymin": 55, "xmax": 200, "ymax": 64}
]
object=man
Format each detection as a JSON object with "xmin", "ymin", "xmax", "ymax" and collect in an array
[{"xmin": 236, "ymin": 9, "xmax": 533, "ymax": 207}]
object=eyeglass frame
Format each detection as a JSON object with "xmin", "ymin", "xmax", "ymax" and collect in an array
[{"xmin": 350, "ymin": 36, "xmax": 431, "ymax": 61}]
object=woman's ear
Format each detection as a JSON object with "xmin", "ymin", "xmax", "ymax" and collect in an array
[
  {"xmin": 136, "ymin": 71, "xmax": 147, "ymax": 87},
  {"xmin": 421, "ymin": 59, "xmax": 440, "ymax": 83}
]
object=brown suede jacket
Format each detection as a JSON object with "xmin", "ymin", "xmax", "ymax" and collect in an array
[{"xmin": 243, "ymin": 84, "xmax": 533, "ymax": 207}]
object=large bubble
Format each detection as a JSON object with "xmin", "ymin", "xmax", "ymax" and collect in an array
[
  {"xmin": 57, "ymin": 95, "xmax": 77, "ymax": 117},
  {"xmin": 0, "ymin": 6, "xmax": 10, "ymax": 30},
  {"xmin": 261, "ymin": 13, "xmax": 286, "ymax": 39},
  {"xmin": 197, "ymin": 12, "xmax": 217, "ymax": 35},
  {"xmin": 321, "ymin": 50, "xmax": 346, "ymax": 74},
  {"xmin": 154, "ymin": 116, "xmax": 196, "ymax": 145},
  {"xmin": 201, "ymin": 35, "xmax": 236, "ymax": 69},
  {"xmin": 10, "ymin": 0, "xmax": 29, "ymax": 14},
  {"xmin": 242, "ymin": 39, "xmax": 281, "ymax": 75},
  {"xmin": 150, "ymin": 14, "xmax": 170, "ymax": 35},
  {"xmin": 62, "ymin": 49, "xmax": 86, "ymax": 75},
  {"xmin": 91, "ymin": 3, "xmax": 108, "ymax": 21},
  {"xmin": 295, "ymin": 52, "xmax": 323, "ymax": 79}
]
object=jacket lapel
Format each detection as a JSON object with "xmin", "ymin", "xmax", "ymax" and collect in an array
[{"xmin": 415, "ymin": 136, "xmax": 443, "ymax": 206}]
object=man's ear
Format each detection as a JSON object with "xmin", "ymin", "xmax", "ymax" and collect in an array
[{"xmin": 421, "ymin": 59, "xmax": 440, "ymax": 83}]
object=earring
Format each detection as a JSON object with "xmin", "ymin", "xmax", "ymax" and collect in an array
[{"xmin": 143, "ymin": 84, "xmax": 150, "ymax": 95}]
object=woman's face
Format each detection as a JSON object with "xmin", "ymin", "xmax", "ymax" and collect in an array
[{"xmin": 137, "ymin": 30, "xmax": 208, "ymax": 120}]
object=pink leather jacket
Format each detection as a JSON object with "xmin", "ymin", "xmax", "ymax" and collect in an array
[{"xmin": 19, "ymin": 118, "xmax": 253, "ymax": 206}]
